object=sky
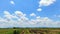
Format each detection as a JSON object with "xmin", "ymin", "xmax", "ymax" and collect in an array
[{"xmin": 0, "ymin": 0, "xmax": 60, "ymax": 28}]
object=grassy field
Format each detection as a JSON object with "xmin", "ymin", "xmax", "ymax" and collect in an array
[{"xmin": 0, "ymin": 28, "xmax": 60, "ymax": 34}]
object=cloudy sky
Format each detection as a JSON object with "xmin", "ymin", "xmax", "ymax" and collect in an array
[{"xmin": 0, "ymin": 0, "xmax": 60, "ymax": 28}]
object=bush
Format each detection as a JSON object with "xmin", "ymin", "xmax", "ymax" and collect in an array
[{"xmin": 13, "ymin": 30, "xmax": 20, "ymax": 34}]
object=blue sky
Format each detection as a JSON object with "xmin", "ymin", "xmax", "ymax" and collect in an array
[{"xmin": 0, "ymin": 0, "xmax": 60, "ymax": 28}]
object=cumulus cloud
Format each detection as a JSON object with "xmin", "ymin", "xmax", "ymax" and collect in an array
[
  {"xmin": 37, "ymin": 8, "xmax": 42, "ymax": 12},
  {"xmin": 30, "ymin": 13, "xmax": 36, "ymax": 17},
  {"xmin": 15, "ymin": 11, "xmax": 26, "ymax": 17},
  {"xmin": 4, "ymin": 11, "xmax": 18, "ymax": 20},
  {"xmin": 39, "ymin": 0, "xmax": 56, "ymax": 7},
  {"xmin": 36, "ymin": 16, "xmax": 41, "ymax": 19},
  {"xmin": 10, "ymin": 1, "xmax": 15, "ymax": 5},
  {"xmin": 37, "ymin": 0, "xmax": 56, "ymax": 12},
  {"xmin": 0, "ymin": 11, "xmax": 60, "ymax": 28}
]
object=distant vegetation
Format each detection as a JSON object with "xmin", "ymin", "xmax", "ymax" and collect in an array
[{"xmin": 0, "ymin": 28, "xmax": 60, "ymax": 34}]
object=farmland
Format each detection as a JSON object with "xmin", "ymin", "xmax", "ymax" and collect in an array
[{"xmin": 0, "ymin": 28, "xmax": 60, "ymax": 34}]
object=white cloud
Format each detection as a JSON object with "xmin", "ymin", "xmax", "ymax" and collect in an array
[
  {"xmin": 37, "ymin": 8, "xmax": 42, "ymax": 11},
  {"xmin": 29, "ymin": 19, "xmax": 37, "ymax": 25},
  {"xmin": 30, "ymin": 13, "xmax": 36, "ymax": 17},
  {"xmin": 37, "ymin": 0, "xmax": 56, "ymax": 12},
  {"xmin": 36, "ymin": 16, "xmax": 41, "ymax": 19},
  {"xmin": 4, "ymin": 11, "xmax": 12, "ymax": 19},
  {"xmin": 4, "ymin": 11, "xmax": 10, "ymax": 15},
  {"xmin": 4, "ymin": 11, "xmax": 18, "ymax": 20},
  {"xmin": 15, "ymin": 11, "xmax": 26, "ymax": 17},
  {"xmin": 39, "ymin": 0, "xmax": 56, "ymax": 7},
  {"xmin": 0, "ymin": 11, "xmax": 60, "ymax": 28},
  {"xmin": 10, "ymin": 1, "xmax": 15, "ymax": 5}
]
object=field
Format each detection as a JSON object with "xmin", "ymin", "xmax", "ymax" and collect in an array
[{"xmin": 0, "ymin": 28, "xmax": 60, "ymax": 34}]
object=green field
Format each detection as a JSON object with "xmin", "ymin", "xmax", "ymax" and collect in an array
[{"xmin": 0, "ymin": 28, "xmax": 60, "ymax": 34}]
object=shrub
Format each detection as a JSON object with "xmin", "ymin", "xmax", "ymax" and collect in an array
[{"xmin": 13, "ymin": 30, "xmax": 20, "ymax": 34}]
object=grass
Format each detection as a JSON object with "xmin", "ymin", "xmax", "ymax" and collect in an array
[{"xmin": 0, "ymin": 28, "xmax": 60, "ymax": 34}]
